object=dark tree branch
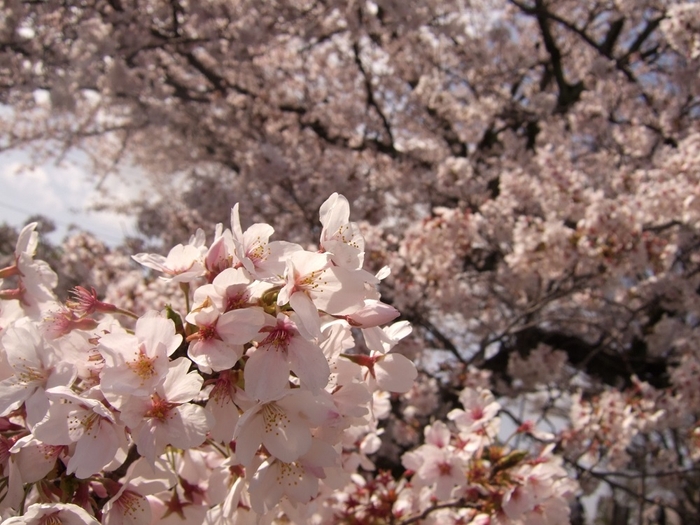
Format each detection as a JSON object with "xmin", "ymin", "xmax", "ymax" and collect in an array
[
  {"xmin": 352, "ymin": 39, "xmax": 395, "ymax": 149},
  {"xmin": 404, "ymin": 311, "xmax": 468, "ymax": 365}
]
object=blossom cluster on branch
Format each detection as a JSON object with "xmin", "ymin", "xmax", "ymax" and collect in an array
[
  {"xmin": 2, "ymin": 1, "xmax": 700, "ymax": 522},
  {"xmin": 0, "ymin": 195, "xmax": 579, "ymax": 524}
]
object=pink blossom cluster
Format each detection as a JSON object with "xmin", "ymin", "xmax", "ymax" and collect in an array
[
  {"xmin": 0, "ymin": 194, "xmax": 421, "ymax": 523},
  {"xmin": 661, "ymin": 2, "xmax": 700, "ymax": 60},
  {"xmin": 0, "ymin": 194, "xmax": 585, "ymax": 524},
  {"xmin": 564, "ymin": 381, "xmax": 664, "ymax": 471},
  {"xmin": 317, "ymin": 388, "xmax": 576, "ymax": 525}
]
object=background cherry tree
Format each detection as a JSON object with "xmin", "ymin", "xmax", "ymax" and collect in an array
[{"xmin": 1, "ymin": 0, "xmax": 700, "ymax": 523}]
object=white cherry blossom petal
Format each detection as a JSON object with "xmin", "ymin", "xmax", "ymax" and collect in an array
[{"xmin": 373, "ymin": 353, "xmax": 417, "ymax": 393}]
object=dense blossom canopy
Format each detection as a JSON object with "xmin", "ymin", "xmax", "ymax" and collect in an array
[{"xmin": 1, "ymin": 0, "xmax": 700, "ymax": 523}]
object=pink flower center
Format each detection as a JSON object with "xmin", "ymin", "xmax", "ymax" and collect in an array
[
  {"xmin": 226, "ymin": 292, "xmax": 248, "ymax": 311},
  {"xmin": 199, "ymin": 324, "xmax": 218, "ymax": 341},
  {"xmin": 438, "ymin": 462, "xmax": 453, "ymax": 476},
  {"xmin": 146, "ymin": 395, "xmax": 175, "ymax": 421},
  {"xmin": 471, "ymin": 407, "xmax": 485, "ymax": 421},
  {"xmin": 262, "ymin": 403, "xmax": 291, "ymax": 434},
  {"xmin": 276, "ymin": 461, "xmax": 305, "ymax": 487},
  {"xmin": 247, "ymin": 241, "xmax": 268, "ymax": 263},
  {"xmin": 260, "ymin": 326, "xmax": 292, "ymax": 351},
  {"xmin": 38, "ymin": 443, "xmax": 63, "ymax": 461},
  {"xmin": 128, "ymin": 349, "xmax": 157, "ymax": 382},
  {"xmin": 117, "ymin": 490, "xmax": 147, "ymax": 518},
  {"xmin": 211, "ymin": 372, "xmax": 236, "ymax": 403},
  {"xmin": 295, "ymin": 268, "xmax": 325, "ymax": 293},
  {"xmin": 16, "ymin": 362, "xmax": 45, "ymax": 385},
  {"xmin": 69, "ymin": 412, "xmax": 99, "ymax": 436}
]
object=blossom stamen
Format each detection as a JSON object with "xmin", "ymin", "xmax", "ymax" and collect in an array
[
  {"xmin": 145, "ymin": 395, "xmax": 175, "ymax": 422},
  {"xmin": 127, "ymin": 350, "xmax": 158, "ymax": 383}
]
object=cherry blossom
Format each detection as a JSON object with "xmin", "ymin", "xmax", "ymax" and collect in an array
[
  {"xmin": 0, "ymin": 319, "xmax": 76, "ymax": 428},
  {"xmin": 277, "ymin": 250, "xmax": 367, "ymax": 337},
  {"xmin": 357, "ymin": 320, "xmax": 418, "ymax": 393},
  {"xmin": 247, "ymin": 440, "xmax": 338, "ymax": 514},
  {"xmin": 401, "ymin": 422, "xmax": 468, "ymax": 500},
  {"xmin": 98, "ymin": 313, "xmax": 183, "ymax": 400},
  {"xmin": 31, "ymin": 386, "xmax": 127, "ymax": 478},
  {"xmin": 191, "ymin": 267, "xmax": 269, "ymax": 314},
  {"xmin": 185, "ymin": 302, "xmax": 265, "ymax": 373},
  {"xmin": 244, "ymin": 313, "xmax": 330, "ymax": 399},
  {"xmin": 9, "ymin": 435, "xmax": 64, "ymax": 484},
  {"xmin": 118, "ymin": 358, "xmax": 213, "ymax": 463},
  {"xmin": 132, "ymin": 230, "xmax": 207, "ymax": 283},
  {"xmin": 233, "ymin": 389, "xmax": 336, "ymax": 467},
  {"xmin": 230, "ymin": 203, "xmax": 302, "ymax": 281},
  {"xmin": 4, "ymin": 0, "xmax": 700, "ymax": 518},
  {"xmin": 0, "ymin": 191, "xmax": 590, "ymax": 522},
  {"xmin": 3, "ymin": 503, "xmax": 100, "ymax": 525},
  {"xmin": 319, "ymin": 192, "xmax": 365, "ymax": 270},
  {"xmin": 0, "ymin": 223, "xmax": 57, "ymax": 317},
  {"xmin": 205, "ymin": 370, "xmax": 244, "ymax": 444}
]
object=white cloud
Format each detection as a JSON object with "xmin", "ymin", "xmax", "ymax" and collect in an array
[{"xmin": 0, "ymin": 151, "xmax": 139, "ymax": 246}]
